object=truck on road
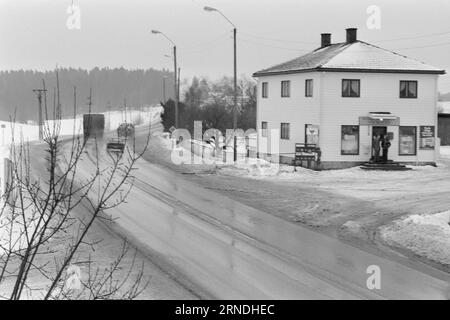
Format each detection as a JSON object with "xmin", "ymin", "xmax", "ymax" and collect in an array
[{"xmin": 83, "ymin": 114, "xmax": 105, "ymax": 142}]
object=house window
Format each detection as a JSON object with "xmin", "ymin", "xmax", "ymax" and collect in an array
[
  {"xmin": 261, "ymin": 121, "xmax": 268, "ymax": 137},
  {"xmin": 281, "ymin": 123, "xmax": 290, "ymax": 140},
  {"xmin": 262, "ymin": 82, "xmax": 268, "ymax": 98},
  {"xmin": 341, "ymin": 125, "xmax": 359, "ymax": 155},
  {"xmin": 342, "ymin": 79, "xmax": 360, "ymax": 97},
  {"xmin": 305, "ymin": 79, "xmax": 313, "ymax": 97},
  {"xmin": 399, "ymin": 126, "xmax": 417, "ymax": 155},
  {"xmin": 400, "ymin": 81, "xmax": 418, "ymax": 98},
  {"xmin": 281, "ymin": 81, "xmax": 290, "ymax": 97}
]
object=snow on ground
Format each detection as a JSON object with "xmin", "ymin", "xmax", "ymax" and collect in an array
[
  {"xmin": 155, "ymin": 133, "xmax": 450, "ymax": 204},
  {"xmin": 139, "ymin": 133, "xmax": 450, "ymax": 269},
  {"xmin": 380, "ymin": 211, "xmax": 450, "ymax": 268},
  {"xmin": 440, "ymin": 146, "xmax": 450, "ymax": 159}
]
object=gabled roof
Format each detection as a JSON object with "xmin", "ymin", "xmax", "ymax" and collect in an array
[{"xmin": 253, "ymin": 41, "xmax": 445, "ymax": 77}]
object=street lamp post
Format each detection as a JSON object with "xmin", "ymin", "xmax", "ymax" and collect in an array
[
  {"xmin": 204, "ymin": 6, "xmax": 238, "ymax": 162},
  {"xmin": 152, "ymin": 30, "xmax": 179, "ymax": 128}
]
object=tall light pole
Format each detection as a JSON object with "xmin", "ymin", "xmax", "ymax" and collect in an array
[
  {"xmin": 204, "ymin": 6, "xmax": 238, "ymax": 161},
  {"xmin": 152, "ymin": 29, "xmax": 179, "ymax": 128}
]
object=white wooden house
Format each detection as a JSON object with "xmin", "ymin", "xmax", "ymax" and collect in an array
[{"xmin": 253, "ymin": 28, "xmax": 445, "ymax": 169}]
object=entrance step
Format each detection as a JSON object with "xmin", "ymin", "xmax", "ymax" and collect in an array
[{"xmin": 360, "ymin": 162, "xmax": 412, "ymax": 171}]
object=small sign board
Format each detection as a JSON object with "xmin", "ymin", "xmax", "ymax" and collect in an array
[
  {"xmin": 419, "ymin": 126, "xmax": 435, "ymax": 150},
  {"xmin": 169, "ymin": 126, "xmax": 176, "ymax": 133},
  {"xmin": 294, "ymin": 144, "xmax": 320, "ymax": 162}
]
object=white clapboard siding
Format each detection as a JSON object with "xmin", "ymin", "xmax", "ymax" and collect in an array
[{"xmin": 257, "ymin": 71, "xmax": 438, "ymax": 163}]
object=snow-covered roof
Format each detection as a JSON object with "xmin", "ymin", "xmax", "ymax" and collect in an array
[
  {"xmin": 253, "ymin": 40, "xmax": 445, "ymax": 76},
  {"xmin": 438, "ymin": 101, "xmax": 450, "ymax": 114}
]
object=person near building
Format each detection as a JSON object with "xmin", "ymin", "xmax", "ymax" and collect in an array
[
  {"xmin": 372, "ymin": 134, "xmax": 381, "ymax": 163},
  {"xmin": 381, "ymin": 134, "xmax": 391, "ymax": 163}
]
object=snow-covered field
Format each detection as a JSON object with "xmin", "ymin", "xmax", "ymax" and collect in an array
[
  {"xmin": 0, "ymin": 106, "xmax": 160, "ymax": 147},
  {"xmin": 380, "ymin": 211, "xmax": 450, "ymax": 268}
]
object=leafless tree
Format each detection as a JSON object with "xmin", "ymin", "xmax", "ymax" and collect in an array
[{"xmin": 0, "ymin": 73, "xmax": 151, "ymax": 299}]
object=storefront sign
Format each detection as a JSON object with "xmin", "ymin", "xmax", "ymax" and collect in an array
[
  {"xmin": 359, "ymin": 116, "xmax": 400, "ymax": 126},
  {"xmin": 294, "ymin": 144, "xmax": 321, "ymax": 162},
  {"xmin": 419, "ymin": 126, "xmax": 435, "ymax": 150}
]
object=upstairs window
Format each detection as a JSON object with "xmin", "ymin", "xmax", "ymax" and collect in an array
[
  {"xmin": 262, "ymin": 82, "xmax": 268, "ymax": 98},
  {"xmin": 400, "ymin": 81, "xmax": 417, "ymax": 98},
  {"xmin": 305, "ymin": 79, "xmax": 313, "ymax": 97},
  {"xmin": 261, "ymin": 121, "xmax": 268, "ymax": 137},
  {"xmin": 281, "ymin": 81, "xmax": 290, "ymax": 97},
  {"xmin": 342, "ymin": 79, "xmax": 360, "ymax": 97},
  {"xmin": 281, "ymin": 123, "xmax": 290, "ymax": 140}
]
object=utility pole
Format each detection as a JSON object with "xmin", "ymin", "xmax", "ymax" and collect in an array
[
  {"xmin": 204, "ymin": 6, "xmax": 238, "ymax": 161},
  {"xmin": 233, "ymin": 27, "xmax": 238, "ymax": 161},
  {"xmin": 163, "ymin": 76, "xmax": 166, "ymax": 103},
  {"xmin": 33, "ymin": 88, "xmax": 47, "ymax": 140},
  {"xmin": 151, "ymin": 29, "xmax": 178, "ymax": 127},
  {"xmin": 173, "ymin": 45, "xmax": 179, "ymax": 128},
  {"xmin": 177, "ymin": 67, "xmax": 181, "ymax": 106}
]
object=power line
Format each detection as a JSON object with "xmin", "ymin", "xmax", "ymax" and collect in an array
[
  {"xmin": 372, "ymin": 30, "xmax": 450, "ymax": 43},
  {"xmin": 239, "ymin": 31, "xmax": 316, "ymax": 45},
  {"xmin": 178, "ymin": 31, "xmax": 231, "ymax": 51},
  {"xmin": 393, "ymin": 41, "xmax": 450, "ymax": 50},
  {"xmin": 238, "ymin": 36, "xmax": 311, "ymax": 52}
]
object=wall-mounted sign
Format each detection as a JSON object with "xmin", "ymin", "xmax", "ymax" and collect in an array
[
  {"xmin": 359, "ymin": 116, "xmax": 400, "ymax": 126},
  {"xmin": 419, "ymin": 126, "xmax": 435, "ymax": 150}
]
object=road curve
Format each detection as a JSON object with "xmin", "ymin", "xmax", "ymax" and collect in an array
[{"xmin": 104, "ymin": 156, "xmax": 450, "ymax": 300}]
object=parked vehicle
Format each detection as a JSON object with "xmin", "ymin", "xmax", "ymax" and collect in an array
[
  {"xmin": 117, "ymin": 123, "xmax": 135, "ymax": 138},
  {"xmin": 106, "ymin": 138, "xmax": 125, "ymax": 153},
  {"xmin": 83, "ymin": 114, "xmax": 105, "ymax": 141}
]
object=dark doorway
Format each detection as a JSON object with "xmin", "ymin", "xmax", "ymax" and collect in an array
[{"xmin": 371, "ymin": 126, "xmax": 387, "ymax": 161}]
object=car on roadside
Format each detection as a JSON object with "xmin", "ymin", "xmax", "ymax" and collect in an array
[
  {"xmin": 117, "ymin": 123, "xmax": 135, "ymax": 138},
  {"xmin": 106, "ymin": 138, "xmax": 125, "ymax": 153}
]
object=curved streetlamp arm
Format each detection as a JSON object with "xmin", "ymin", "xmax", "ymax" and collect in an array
[
  {"xmin": 204, "ymin": 6, "xmax": 235, "ymax": 28},
  {"xmin": 151, "ymin": 30, "xmax": 176, "ymax": 46}
]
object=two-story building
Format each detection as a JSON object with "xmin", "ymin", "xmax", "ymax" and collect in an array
[{"xmin": 253, "ymin": 28, "xmax": 445, "ymax": 169}]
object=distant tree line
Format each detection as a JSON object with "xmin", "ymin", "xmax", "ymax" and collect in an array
[
  {"xmin": 161, "ymin": 76, "xmax": 257, "ymax": 134},
  {"xmin": 0, "ymin": 68, "xmax": 174, "ymax": 122}
]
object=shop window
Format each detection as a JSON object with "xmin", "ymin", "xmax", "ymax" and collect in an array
[
  {"xmin": 342, "ymin": 79, "xmax": 360, "ymax": 97},
  {"xmin": 399, "ymin": 126, "xmax": 417, "ymax": 155},
  {"xmin": 400, "ymin": 81, "xmax": 418, "ymax": 98},
  {"xmin": 305, "ymin": 124, "xmax": 319, "ymax": 146},
  {"xmin": 262, "ymin": 82, "xmax": 268, "ymax": 98},
  {"xmin": 341, "ymin": 125, "xmax": 359, "ymax": 155},
  {"xmin": 305, "ymin": 79, "xmax": 313, "ymax": 97},
  {"xmin": 281, "ymin": 123, "xmax": 290, "ymax": 140},
  {"xmin": 261, "ymin": 121, "xmax": 268, "ymax": 137},
  {"xmin": 281, "ymin": 81, "xmax": 290, "ymax": 97}
]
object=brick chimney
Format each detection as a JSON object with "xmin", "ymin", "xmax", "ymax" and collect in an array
[
  {"xmin": 321, "ymin": 33, "xmax": 331, "ymax": 48},
  {"xmin": 346, "ymin": 28, "xmax": 357, "ymax": 43}
]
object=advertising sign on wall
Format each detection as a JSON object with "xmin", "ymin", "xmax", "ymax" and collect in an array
[{"xmin": 419, "ymin": 126, "xmax": 435, "ymax": 150}]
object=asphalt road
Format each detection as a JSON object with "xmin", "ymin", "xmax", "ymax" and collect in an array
[
  {"xmin": 21, "ymin": 122, "xmax": 450, "ymax": 300},
  {"xmin": 99, "ymin": 138, "xmax": 450, "ymax": 299}
]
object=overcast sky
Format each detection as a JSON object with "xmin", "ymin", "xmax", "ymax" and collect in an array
[{"xmin": 1, "ymin": 0, "xmax": 449, "ymax": 91}]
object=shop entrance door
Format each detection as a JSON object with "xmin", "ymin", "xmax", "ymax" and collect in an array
[{"xmin": 371, "ymin": 126, "xmax": 387, "ymax": 161}]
